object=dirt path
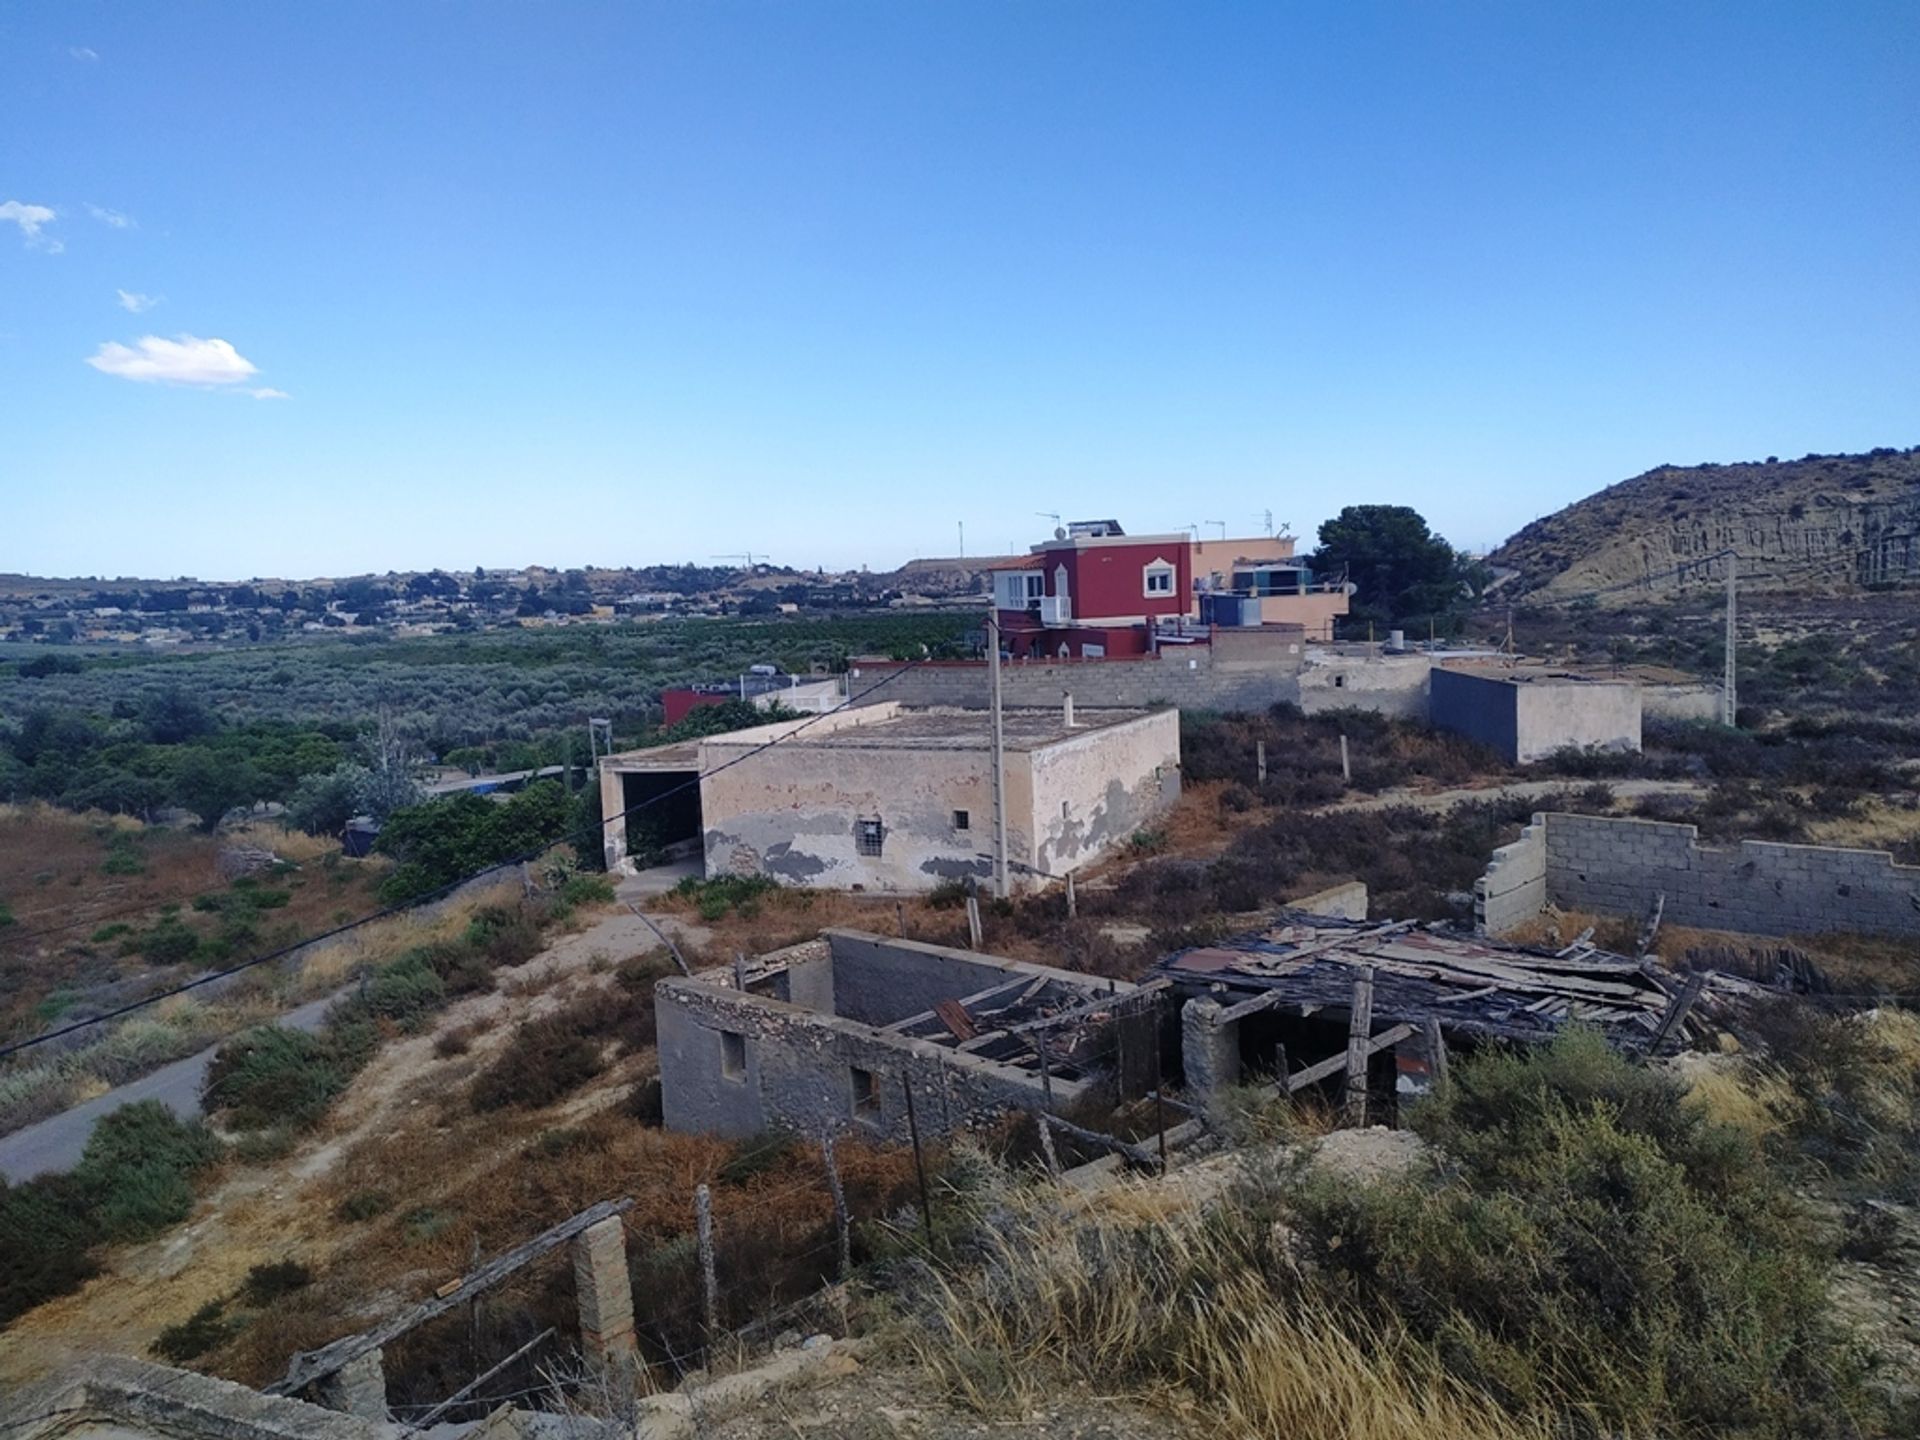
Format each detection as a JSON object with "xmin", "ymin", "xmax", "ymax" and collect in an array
[
  {"xmin": 0, "ymin": 898, "xmax": 700, "ymax": 1388},
  {"xmin": 1325, "ymin": 776, "xmax": 1704, "ymax": 814}
]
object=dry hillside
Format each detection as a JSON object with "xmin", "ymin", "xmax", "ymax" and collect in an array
[{"xmin": 1492, "ymin": 446, "xmax": 1920, "ymax": 600}]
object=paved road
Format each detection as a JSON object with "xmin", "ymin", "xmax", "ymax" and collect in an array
[{"xmin": 0, "ymin": 990, "xmax": 343, "ymax": 1185}]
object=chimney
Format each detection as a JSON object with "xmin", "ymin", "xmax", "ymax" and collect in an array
[{"xmin": 1063, "ymin": 691, "xmax": 1076, "ymax": 728}]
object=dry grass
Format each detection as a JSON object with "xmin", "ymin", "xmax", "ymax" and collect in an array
[{"xmin": 916, "ymin": 1173, "xmax": 1545, "ymax": 1440}]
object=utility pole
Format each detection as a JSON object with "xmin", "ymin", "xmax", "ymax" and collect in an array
[
  {"xmin": 1723, "ymin": 549, "xmax": 1738, "ymax": 727},
  {"xmin": 986, "ymin": 607, "xmax": 1010, "ymax": 899}
]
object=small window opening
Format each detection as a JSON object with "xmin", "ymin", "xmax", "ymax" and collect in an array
[
  {"xmin": 851, "ymin": 1066, "xmax": 879, "ymax": 1117},
  {"xmin": 720, "ymin": 1030, "xmax": 747, "ymax": 1082},
  {"xmin": 952, "ymin": 809, "xmax": 970, "ymax": 831},
  {"xmin": 1334, "ymin": 674, "xmax": 1346, "ymax": 689},
  {"xmin": 1061, "ymin": 800, "xmax": 1071, "ymax": 819},
  {"xmin": 856, "ymin": 817, "xmax": 885, "ymax": 856}
]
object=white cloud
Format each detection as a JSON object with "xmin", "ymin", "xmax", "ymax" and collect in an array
[
  {"xmin": 86, "ymin": 334, "xmax": 261, "ymax": 387},
  {"xmin": 86, "ymin": 204, "xmax": 132, "ymax": 229},
  {"xmin": 249, "ymin": 387, "xmax": 290, "ymax": 400},
  {"xmin": 116, "ymin": 289, "xmax": 159, "ymax": 313},
  {"xmin": 71, "ymin": 46, "xmax": 99, "ymax": 61},
  {"xmin": 1, "ymin": 200, "xmax": 60, "ymax": 252}
]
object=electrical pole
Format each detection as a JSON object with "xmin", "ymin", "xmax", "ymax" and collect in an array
[
  {"xmin": 1723, "ymin": 549, "xmax": 1738, "ymax": 727},
  {"xmin": 987, "ymin": 607, "xmax": 1009, "ymax": 900}
]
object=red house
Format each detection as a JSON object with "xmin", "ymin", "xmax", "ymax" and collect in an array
[{"xmin": 992, "ymin": 525, "xmax": 1195, "ymax": 659}]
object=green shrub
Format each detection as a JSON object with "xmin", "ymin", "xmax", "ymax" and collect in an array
[
  {"xmin": 673, "ymin": 873, "xmax": 779, "ymax": 920},
  {"xmin": 240, "ymin": 1259, "xmax": 312, "ymax": 1305},
  {"xmin": 469, "ymin": 1013, "xmax": 604, "ymax": 1111},
  {"xmin": 362, "ymin": 952, "xmax": 447, "ymax": 1030},
  {"xmin": 0, "ymin": 1171, "xmax": 101, "ymax": 1324},
  {"xmin": 152, "ymin": 1301, "xmax": 238, "ymax": 1361},
  {"xmin": 558, "ymin": 873, "xmax": 615, "ymax": 908},
  {"xmin": 138, "ymin": 919, "xmax": 201, "ymax": 966},
  {"xmin": 74, "ymin": 1101, "xmax": 222, "ymax": 1243},
  {"xmin": 204, "ymin": 1025, "xmax": 358, "ymax": 1133},
  {"xmin": 1279, "ymin": 1029, "xmax": 1873, "ymax": 1438},
  {"xmin": 337, "ymin": 1188, "xmax": 393, "ymax": 1222},
  {"xmin": 89, "ymin": 921, "xmax": 133, "ymax": 942}
]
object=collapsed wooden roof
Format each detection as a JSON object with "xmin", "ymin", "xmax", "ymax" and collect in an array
[{"xmin": 1155, "ymin": 913, "xmax": 1753, "ymax": 1051}]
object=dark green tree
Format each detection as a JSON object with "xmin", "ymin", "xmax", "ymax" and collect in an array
[
  {"xmin": 171, "ymin": 749, "xmax": 261, "ymax": 831},
  {"xmin": 1309, "ymin": 504, "xmax": 1487, "ymax": 630}
]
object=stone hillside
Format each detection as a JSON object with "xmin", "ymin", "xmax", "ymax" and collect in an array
[{"xmin": 1491, "ymin": 446, "xmax": 1920, "ymax": 600}]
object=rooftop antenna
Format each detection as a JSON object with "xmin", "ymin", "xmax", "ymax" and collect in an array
[
  {"xmin": 1259, "ymin": 509, "xmax": 1274, "ymax": 536},
  {"xmin": 957, "ymin": 521, "xmax": 964, "ymax": 559},
  {"xmin": 1205, "ymin": 520, "xmax": 1227, "ymax": 539},
  {"xmin": 1034, "ymin": 511, "xmax": 1061, "ymax": 529}
]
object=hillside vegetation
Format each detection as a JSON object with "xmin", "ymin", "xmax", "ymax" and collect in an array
[{"xmin": 1492, "ymin": 446, "xmax": 1920, "ymax": 600}]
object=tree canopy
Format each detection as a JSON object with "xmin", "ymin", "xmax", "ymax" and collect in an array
[{"xmin": 1309, "ymin": 504, "xmax": 1489, "ymax": 631}]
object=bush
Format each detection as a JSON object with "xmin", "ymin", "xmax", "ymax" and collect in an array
[
  {"xmin": 240, "ymin": 1259, "xmax": 312, "ymax": 1305},
  {"xmin": 626, "ymin": 1076, "xmax": 664, "ymax": 1125},
  {"xmin": 152, "ymin": 1301, "xmax": 239, "ymax": 1362},
  {"xmin": 469, "ymin": 1014, "xmax": 605, "ymax": 1111},
  {"xmin": 1283, "ymin": 1030, "xmax": 1872, "ymax": 1437},
  {"xmin": 0, "ymin": 1171, "xmax": 101, "ymax": 1324},
  {"xmin": 74, "ymin": 1101, "xmax": 223, "ymax": 1244},
  {"xmin": 204, "ymin": 1025, "xmax": 360, "ymax": 1132},
  {"xmin": 672, "ymin": 872, "xmax": 779, "ymax": 920},
  {"xmin": 336, "ymin": 1188, "xmax": 393, "ymax": 1222}
]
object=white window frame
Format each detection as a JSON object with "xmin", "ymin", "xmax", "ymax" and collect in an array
[{"xmin": 1143, "ymin": 558, "xmax": 1176, "ymax": 598}]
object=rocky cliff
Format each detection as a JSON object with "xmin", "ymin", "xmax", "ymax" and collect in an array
[{"xmin": 1492, "ymin": 447, "xmax": 1920, "ymax": 600}]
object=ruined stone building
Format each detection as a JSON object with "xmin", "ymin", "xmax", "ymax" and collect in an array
[{"xmin": 657, "ymin": 930, "xmax": 1157, "ymax": 1141}]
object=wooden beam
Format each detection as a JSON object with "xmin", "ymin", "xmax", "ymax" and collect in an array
[
  {"xmin": 1343, "ymin": 969, "xmax": 1375, "ymax": 1125},
  {"xmin": 933, "ymin": 999, "xmax": 978, "ymax": 1042},
  {"xmin": 271, "ymin": 1198, "xmax": 633, "ymax": 1395},
  {"xmin": 1041, "ymin": 1112, "xmax": 1158, "ymax": 1170},
  {"xmin": 1215, "ymin": 989, "xmax": 1287, "ymax": 1025},
  {"xmin": 1644, "ymin": 971, "xmax": 1706, "ymax": 1056},
  {"xmin": 1285, "ymin": 1022, "xmax": 1415, "ymax": 1093},
  {"xmin": 956, "ymin": 978, "xmax": 1168, "ymax": 1052}
]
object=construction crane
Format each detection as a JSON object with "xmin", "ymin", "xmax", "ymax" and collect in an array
[{"xmin": 710, "ymin": 552, "xmax": 765, "ymax": 568}]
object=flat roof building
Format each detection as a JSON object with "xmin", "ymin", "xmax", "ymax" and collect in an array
[
  {"xmin": 1430, "ymin": 661, "xmax": 1643, "ymax": 764},
  {"xmin": 598, "ymin": 701, "xmax": 1180, "ymax": 892}
]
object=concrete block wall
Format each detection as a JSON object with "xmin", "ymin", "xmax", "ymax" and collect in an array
[
  {"xmin": 1474, "ymin": 817, "xmax": 1547, "ymax": 935},
  {"xmin": 847, "ymin": 647, "xmax": 1305, "ymax": 713},
  {"xmin": 1479, "ymin": 811, "xmax": 1920, "ymax": 941}
]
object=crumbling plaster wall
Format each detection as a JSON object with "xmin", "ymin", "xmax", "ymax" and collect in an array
[
  {"xmin": 1477, "ymin": 811, "xmax": 1920, "ymax": 940},
  {"xmin": 1028, "ymin": 710, "xmax": 1181, "ymax": 876},
  {"xmin": 698, "ymin": 737, "xmax": 1019, "ymax": 892},
  {"xmin": 1298, "ymin": 650, "xmax": 1432, "ymax": 719}
]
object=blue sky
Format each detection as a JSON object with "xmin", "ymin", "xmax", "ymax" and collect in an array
[{"xmin": 2, "ymin": 2, "xmax": 1916, "ymax": 581}]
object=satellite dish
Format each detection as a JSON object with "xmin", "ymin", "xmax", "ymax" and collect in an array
[{"xmin": 1054, "ymin": 526, "xmax": 1067, "ymax": 541}]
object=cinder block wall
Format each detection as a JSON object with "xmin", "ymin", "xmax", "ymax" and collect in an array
[
  {"xmin": 1479, "ymin": 811, "xmax": 1920, "ymax": 940},
  {"xmin": 847, "ymin": 646, "xmax": 1306, "ymax": 712},
  {"xmin": 1474, "ymin": 817, "xmax": 1547, "ymax": 935}
]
